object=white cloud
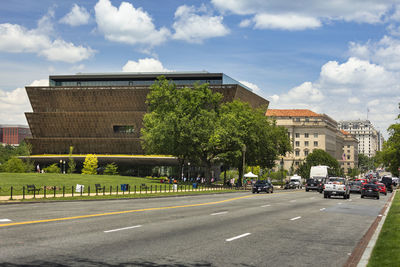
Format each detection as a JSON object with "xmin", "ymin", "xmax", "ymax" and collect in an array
[
  {"xmin": 0, "ymin": 87, "xmax": 31, "ymax": 125},
  {"xmin": 94, "ymin": 0, "xmax": 170, "ymax": 46},
  {"xmin": 172, "ymin": 5, "xmax": 230, "ymax": 43},
  {"xmin": 39, "ymin": 39, "xmax": 95, "ymax": 63},
  {"xmin": 269, "ymin": 55, "xmax": 400, "ymax": 139},
  {"xmin": 0, "ymin": 11, "xmax": 94, "ymax": 63},
  {"xmin": 350, "ymin": 36, "xmax": 400, "ymax": 71},
  {"xmin": 122, "ymin": 58, "xmax": 171, "ymax": 72},
  {"xmin": 239, "ymin": 80, "xmax": 260, "ymax": 93},
  {"xmin": 253, "ymin": 13, "xmax": 321, "ymax": 30},
  {"xmin": 60, "ymin": 4, "xmax": 90, "ymax": 26},
  {"xmin": 348, "ymin": 97, "xmax": 360, "ymax": 104},
  {"xmin": 211, "ymin": 0, "xmax": 397, "ymax": 30},
  {"xmin": 29, "ymin": 79, "xmax": 49, "ymax": 86}
]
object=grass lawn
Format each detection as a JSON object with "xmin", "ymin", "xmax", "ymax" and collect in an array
[
  {"xmin": 367, "ymin": 191, "xmax": 400, "ymax": 267},
  {"xmin": 0, "ymin": 173, "xmax": 207, "ymax": 196}
]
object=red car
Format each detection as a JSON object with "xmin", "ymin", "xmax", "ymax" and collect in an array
[
  {"xmin": 376, "ymin": 183, "xmax": 387, "ymax": 195},
  {"xmin": 355, "ymin": 179, "xmax": 368, "ymax": 185}
]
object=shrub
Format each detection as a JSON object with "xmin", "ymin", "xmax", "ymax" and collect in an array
[
  {"xmin": 43, "ymin": 163, "xmax": 61, "ymax": 173},
  {"xmin": 0, "ymin": 157, "xmax": 27, "ymax": 173},
  {"xmin": 82, "ymin": 154, "xmax": 98, "ymax": 175},
  {"xmin": 104, "ymin": 163, "xmax": 118, "ymax": 175}
]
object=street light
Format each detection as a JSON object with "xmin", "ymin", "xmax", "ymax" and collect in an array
[
  {"xmin": 59, "ymin": 160, "xmax": 62, "ymax": 174},
  {"xmin": 280, "ymin": 158, "xmax": 284, "ymax": 187},
  {"xmin": 63, "ymin": 160, "xmax": 66, "ymax": 174},
  {"xmin": 242, "ymin": 144, "xmax": 246, "ymax": 187}
]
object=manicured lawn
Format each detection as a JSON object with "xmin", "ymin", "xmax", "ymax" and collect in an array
[
  {"xmin": 367, "ymin": 192, "xmax": 400, "ymax": 267},
  {"xmin": 0, "ymin": 173, "xmax": 183, "ymax": 196}
]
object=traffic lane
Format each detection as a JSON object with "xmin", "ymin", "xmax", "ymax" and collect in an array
[
  {"xmin": 0, "ymin": 191, "xmax": 388, "ymax": 266},
  {"xmin": 0, "ymin": 192, "xmax": 254, "ymax": 223}
]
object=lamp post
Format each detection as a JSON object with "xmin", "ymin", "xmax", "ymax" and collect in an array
[
  {"xmin": 187, "ymin": 162, "xmax": 190, "ymax": 181},
  {"xmin": 59, "ymin": 160, "xmax": 62, "ymax": 174},
  {"xmin": 242, "ymin": 144, "xmax": 246, "ymax": 187},
  {"xmin": 63, "ymin": 160, "xmax": 66, "ymax": 174},
  {"xmin": 280, "ymin": 158, "xmax": 284, "ymax": 187}
]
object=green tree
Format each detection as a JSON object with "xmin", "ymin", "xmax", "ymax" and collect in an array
[
  {"xmin": 212, "ymin": 100, "xmax": 291, "ymax": 185},
  {"xmin": 82, "ymin": 154, "xmax": 98, "ymax": 175},
  {"xmin": 43, "ymin": 163, "xmax": 61, "ymax": 173},
  {"xmin": 104, "ymin": 162, "xmax": 118, "ymax": 175},
  {"xmin": 141, "ymin": 76, "xmax": 222, "ymax": 178},
  {"xmin": 297, "ymin": 149, "xmax": 340, "ymax": 179},
  {"xmin": 68, "ymin": 146, "xmax": 76, "ymax": 174},
  {"xmin": 378, "ymin": 103, "xmax": 400, "ymax": 176},
  {"xmin": 0, "ymin": 157, "xmax": 27, "ymax": 173},
  {"xmin": 358, "ymin": 154, "xmax": 375, "ymax": 173}
]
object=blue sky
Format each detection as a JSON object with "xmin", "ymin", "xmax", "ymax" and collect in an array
[{"xmin": 0, "ymin": 0, "xmax": 399, "ymax": 138}]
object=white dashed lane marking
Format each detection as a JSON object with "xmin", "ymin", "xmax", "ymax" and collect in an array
[
  {"xmin": 320, "ymin": 208, "xmax": 326, "ymax": 211},
  {"xmin": 290, "ymin": 216, "xmax": 301, "ymax": 221},
  {"xmin": 261, "ymin": 204, "xmax": 271, "ymax": 207},
  {"xmin": 211, "ymin": 211, "xmax": 228, "ymax": 216},
  {"xmin": 104, "ymin": 225, "xmax": 142, "ymax": 233},
  {"xmin": 226, "ymin": 233, "xmax": 251, "ymax": 242},
  {"xmin": 0, "ymin": 219, "xmax": 11, "ymax": 222}
]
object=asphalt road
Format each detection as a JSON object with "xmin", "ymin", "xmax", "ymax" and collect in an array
[{"xmin": 0, "ymin": 190, "xmax": 390, "ymax": 267}]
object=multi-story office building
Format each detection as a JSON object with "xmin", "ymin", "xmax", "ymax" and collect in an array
[
  {"xmin": 25, "ymin": 72, "xmax": 268, "ymax": 155},
  {"xmin": 0, "ymin": 125, "xmax": 31, "ymax": 146},
  {"xmin": 339, "ymin": 130, "xmax": 359, "ymax": 174},
  {"xmin": 338, "ymin": 120, "xmax": 380, "ymax": 157},
  {"xmin": 266, "ymin": 109, "xmax": 343, "ymax": 170}
]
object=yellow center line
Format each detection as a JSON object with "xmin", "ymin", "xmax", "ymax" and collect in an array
[{"xmin": 0, "ymin": 194, "xmax": 256, "ymax": 228}]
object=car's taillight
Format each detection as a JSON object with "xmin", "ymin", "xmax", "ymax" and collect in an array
[
  {"xmin": 362, "ymin": 188, "xmax": 366, "ymax": 190},
  {"xmin": 323, "ymin": 185, "xmax": 325, "ymax": 189},
  {"xmin": 343, "ymin": 186, "xmax": 346, "ymax": 190}
]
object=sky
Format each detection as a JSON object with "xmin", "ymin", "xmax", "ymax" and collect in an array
[{"xmin": 0, "ymin": 0, "xmax": 400, "ymax": 139}]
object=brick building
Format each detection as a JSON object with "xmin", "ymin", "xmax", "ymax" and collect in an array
[{"xmin": 0, "ymin": 125, "xmax": 31, "ymax": 146}]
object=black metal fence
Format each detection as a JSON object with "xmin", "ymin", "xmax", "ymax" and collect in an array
[{"xmin": 1, "ymin": 183, "xmax": 249, "ymax": 200}]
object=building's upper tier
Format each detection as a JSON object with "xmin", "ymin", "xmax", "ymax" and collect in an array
[{"xmin": 49, "ymin": 72, "xmax": 252, "ymax": 90}]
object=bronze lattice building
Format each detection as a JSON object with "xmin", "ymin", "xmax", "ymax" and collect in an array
[{"xmin": 25, "ymin": 72, "xmax": 269, "ymax": 155}]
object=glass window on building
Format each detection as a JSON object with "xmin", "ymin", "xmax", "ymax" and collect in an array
[
  {"xmin": 347, "ymin": 155, "xmax": 350, "ymax": 160},
  {"xmin": 304, "ymin": 150, "xmax": 309, "ymax": 156},
  {"xmin": 295, "ymin": 141, "xmax": 300, "ymax": 147},
  {"xmin": 314, "ymin": 141, "xmax": 318, "ymax": 147},
  {"xmin": 305, "ymin": 141, "xmax": 309, "ymax": 146},
  {"xmin": 295, "ymin": 150, "xmax": 300, "ymax": 156},
  {"xmin": 314, "ymin": 133, "xmax": 318, "ymax": 138},
  {"xmin": 295, "ymin": 133, "xmax": 300, "ymax": 138},
  {"xmin": 305, "ymin": 117, "xmax": 309, "ymax": 122},
  {"xmin": 295, "ymin": 161, "xmax": 299, "ymax": 166},
  {"xmin": 305, "ymin": 133, "xmax": 309, "ymax": 138},
  {"xmin": 295, "ymin": 118, "xmax": 300, "ymax": 122}
]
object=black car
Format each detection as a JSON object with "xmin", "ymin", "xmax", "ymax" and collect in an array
[
  {"xmin": 305, "ymin": 179, "xmax": 319, "ymax": 191},
  {"xmin": 349, "ymin": 181, "xmax": 362, "ymax": 194},
  {"xmin": 361, "ymin": 184, "xmax": 380, "ymax": 199},
  {"xmin": 381, "ymin": 177, "xmax": 393, "ymax": 193},
  {"xmin": 252, "ymin": 180, "xmax": 274, "ymax": 194}
]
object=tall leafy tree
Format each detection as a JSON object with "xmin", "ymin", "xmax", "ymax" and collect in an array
[
  {"xmin": 141, "ymin": 76, "xmax": 222, "ymax": 177},
  {"xmin": 297, "ymin": 149, "xmax": 340, "ymax": 179},
  {"xmin": 378, "ymin": 103, "xmax": 400, "ymax": 176},
  {"xmin": 212, "ymin": 100, "xmax": 291, "ymax": 185}
]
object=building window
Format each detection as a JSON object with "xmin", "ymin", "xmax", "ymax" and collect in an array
[
  {"xmin": 305, "ymin": 141, "xmax": 309, "ymax": 146},
  {"xmin": 314, "ymin": 141, "xmax": 318, "ymax": 147},
  {"xmin": 304, "ymin": 150, "xmax": 309, "ymax": 156},
  {"xmin": 113, "ymin": 125, "xmax": 135, "ymax": 134},
  {"xmin": 347, "ymin": 155, "xmax": 350, "ymax": 160},
  {"xmin": 295, "ymin": 118, "xmax": 300, "ymax": 122},
  {"xmin": 314, "ymin": 133, "xmax": 318, "ymax": 138},
  {"xmin": 295, "ymin": 133, "xmax": 300, "ymax": 138},
  {"xmin": 295, "ymin": 141, "xmax": 300, "ymax": 147},
  {"xmin": 295, "ymin": 150, "xmax": 300, "ymax": 156},
  {"xmin": 347, "ymin": 145, "xmax": 350, "ymax": 148},
  {"xmin": 305, "ymin": 133, "xmax": 309, "ymax": 138},
  {"xmin": 295, "ymin": 161, "xmax": 299, "ymax": 166},
  {"xmin": 305, "ymin": 117, "xmax": 309, "ymax": 122}
]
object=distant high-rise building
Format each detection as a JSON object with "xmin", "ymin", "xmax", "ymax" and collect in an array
[
  {"xmin": 338, "ymin": 120, "xmax": 380, "ymax": 158},
  {"xmin": 0, "ymin": 125, "xmax": 31, "ymax": 146}
]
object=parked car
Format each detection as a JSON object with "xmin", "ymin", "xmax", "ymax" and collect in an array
[
  {"xmin": 349, "ymin": 181, "xmax": 362, "ymax": 194},
  {"xmin": 376, "ymin": 183, "xmax": 387, "ymax": 195},
  {"xmin": 317, "ymin": 178, "xmax": 328, "ymax": 193},
  {"xmin": 361, "ymin": 184, "xmax": 380, "ymax": 199},
  {"xmin": 252, "ymin": 180, "xmax": 274, "ymax": 194}
]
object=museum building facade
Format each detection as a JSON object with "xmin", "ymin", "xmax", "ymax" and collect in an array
[{"xmin": 25, "ymin": 72, "xmax": 269, "ymax": 155}]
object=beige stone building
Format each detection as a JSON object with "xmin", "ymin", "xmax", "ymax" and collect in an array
[
  {"xmin": 266, "ymin": 109, "xmax": 358, "ymax": 174},
  {"xmin": 339, "ymin": 130, "xmax": 359, "ymax": 174}
]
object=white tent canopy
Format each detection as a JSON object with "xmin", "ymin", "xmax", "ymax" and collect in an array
[{"xmin": 244, "ymin": 172, "xmax": 258, "ymax": 178}]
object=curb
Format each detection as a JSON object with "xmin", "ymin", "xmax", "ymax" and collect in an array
[{"xmin": 344, "ymin": 190, "xmax": 397, "ymax": 267}]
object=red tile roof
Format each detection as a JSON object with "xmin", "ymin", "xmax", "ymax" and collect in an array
[{"xmin": 266, "ymin": 109, "xmax": 321, "ymax": 117}]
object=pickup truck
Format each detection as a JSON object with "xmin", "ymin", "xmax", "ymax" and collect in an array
[{"xmin": 323, "ymin": 177, "xmax": 350, "ymax": 199}]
